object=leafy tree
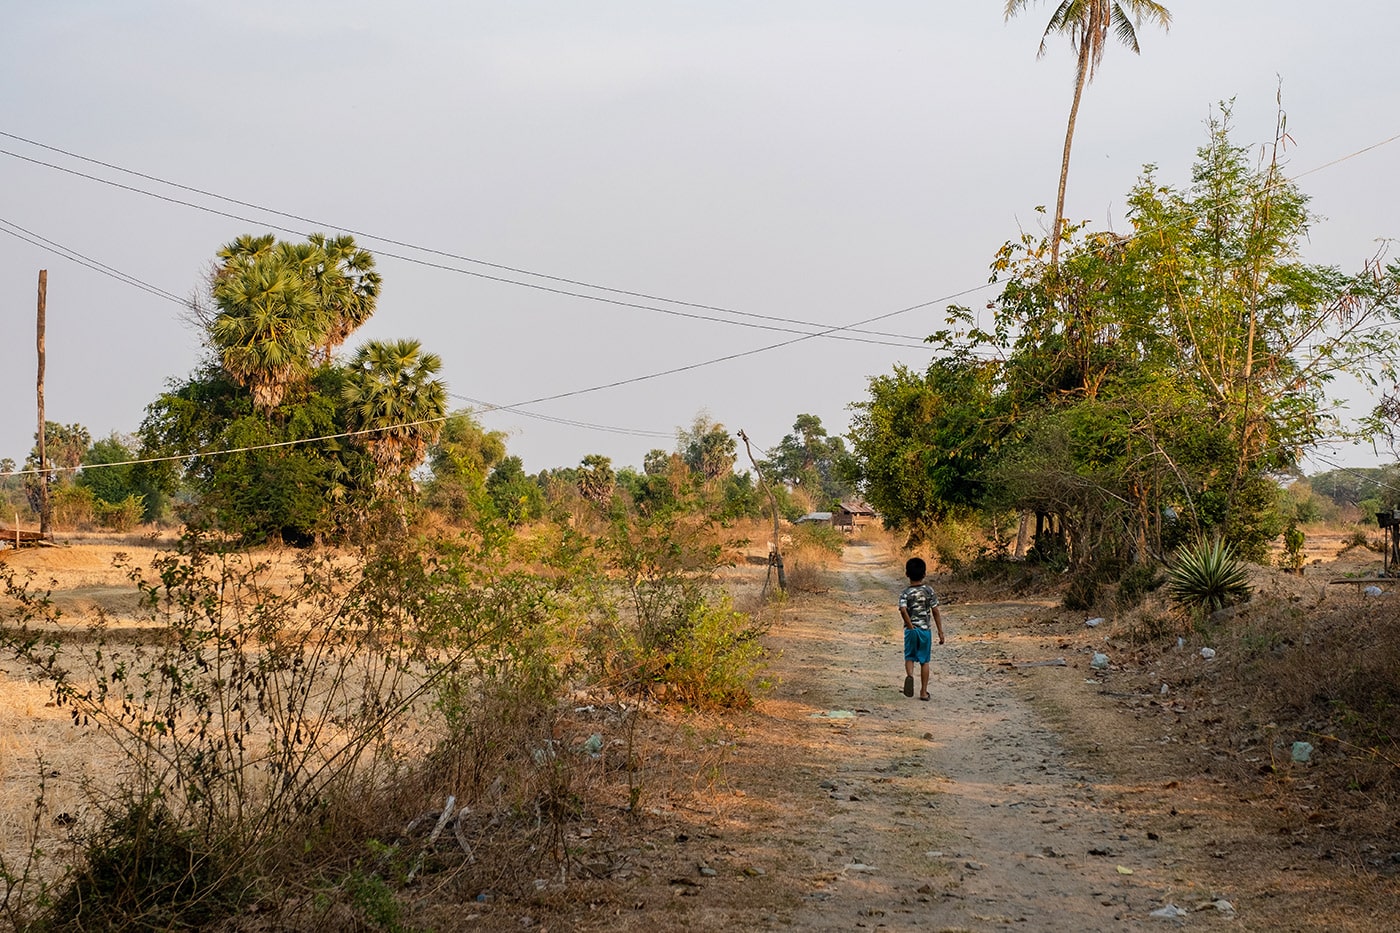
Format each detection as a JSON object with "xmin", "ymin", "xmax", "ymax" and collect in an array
[
  {"xmin": 762, "ymin": 414, "xmax": 855, "ymax": 509},
  {"xmin": 208, "ymin": 234, "xmax": 382, "ymax": 413},
  {"xmin": 0, "ymin": 458, "xmax": 21, "ymax": 518},
  {"xmin": 423, "ymin": 410, "xmax": 508, "ymax": 521},
  {"xmin": 305, "ymin": 233, "xmax": 382, "ymax": 362},
  {"xmin": 23, "ymin": 422, "xmax": 92, "ymax": 516},
  {"xmin": 485, "ymin": 456, "xmax": 544, "ymax": 526},
  {"xmin": 210, "ymin": 250, "xmax": 319, "ymax": 414},
  {"xmin": 848, "ymin": 357, "xmax": 1000, "ymax": 544},
  {"xmin": 76, "ymin": 434, "xmax": 132, "ymax": 501},
  {"xmin": 140, "ymin": 236, "xmax": 445, "ymax": 541},
  {"xmin": 76, "ymin": 433, "xmax": 143, "ymax": 506},
  {"xmin": 642, "ymin": 448, "xmax": 672, "ymax": 477},
  {"xmin": 854, "ymin": 111, "xmax": 1400, "ymax": 568},
  {"xmin": 678, "ymin": 413, "xmax": 737, "ymax": 482},
  {"xmin": 1310, "ymin": 466, "xmax": 1400, "ymax": 512},
  {"xmin": 142, "ymin": 365, "xmax": 361, "ymax": 542},
  {"xmin": 1005, "ymin": 0, "xmax": 1171, "ymax": 266}
]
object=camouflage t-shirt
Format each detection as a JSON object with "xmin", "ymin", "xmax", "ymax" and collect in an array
[{"xmin": 899, "ymin": 583, "xmax": 939, "ymax": 629}]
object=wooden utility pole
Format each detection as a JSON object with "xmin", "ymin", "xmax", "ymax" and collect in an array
[
  {"xmin": 737, "ymin": 429, "xmax": 785, "ymax": 594},
  {"xmin": 37, "ymin": 269, "xmax": 50, "ymax": 536}
]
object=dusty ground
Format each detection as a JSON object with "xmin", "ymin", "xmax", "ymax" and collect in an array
[
  {"xmin": 532, "ymin": 535, "xmax": 1400, "ymax": 932},
  {"xmin": 4, "ymin": 532, "xmax": 1400, "ymax": 931}
]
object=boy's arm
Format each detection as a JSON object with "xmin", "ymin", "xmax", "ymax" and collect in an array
[
  {"xmin": 933, "ymin": 605, "xmax": 945, "ymax": 644},
  {"xmin": 900, "ymin": 606, "xmax": 913, "ymax": 629}
]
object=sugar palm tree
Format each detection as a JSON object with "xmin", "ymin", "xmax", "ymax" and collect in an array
[
  {"xmin": 577, "ymin": 454, "xmax": 616, "ymax": 505},
  {"xmin": 342, "ymin": 339, "xmax": 447, "ymax": 493},
  {"xmin": 306, "ymin": 233, "xmax": 381, "ymax": 363},
  {"xmin": 210, "ymin": 257, "xmax": 319, "ymax": 413},
  {"xmin": 1005, "ymin": 0, "xmax": 1171, "ymax": 267}
]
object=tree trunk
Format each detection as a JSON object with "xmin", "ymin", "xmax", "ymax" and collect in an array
[
  {"xmin": 1051, "ymin": 40, "xmax": 1091, "ymax": 268},
  {"xmin": 1014, "ymin": 511, "xmax": 1031, "ymax": 559}
]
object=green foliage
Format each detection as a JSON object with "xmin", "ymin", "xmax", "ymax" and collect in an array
[
  {"xmin": 424, "ymin": 410, "xmax": 508, "ymax": 522},
  {"xmin": 1280, "ymin": 520, "xmax": 1306, "ymax": 572},
  {"xmin": 342, "ymin": 339, "xmax": 447, "ymax": 494},
  {"xmin": 484, "ymin": 455, "xmax": 545, "ymax": 526},
  {"xmin": 0, "ymin": 517, "xmax": 604, "ymax": 928},
  {"xmin": 141, "ymin": 367, "xmax": 366, "ymax": 542},
  {"xmin": 140, "ymin": 235, "xmax": 452, "ymax": 540},
  {"xmin": 592, "ymin": 506, "xmax": 764, "ymax": 708},
  {"xmin": 50, "ymin": 799, "xmax": 236, "ymax": 930},
  {"xmin": 577, "ymin": 453, "xmax": 616, "ymax": 506},
  {"xmin": 852, "ymin": 108, "xmax": 1400, "ymax": 572},
  {"xmin": 47, "ymin": 484, "xmax": 96, "ymax": 529},
  {"xmin": 209, "ymin": 233, "xmax": 381, "ymax": 412},
  {"xmin": 340, "ymin": 869, "xmax": 407, "ymax": 932},
  {"xmin": 1167, "ymin": 538, "xmax": 1252, "ymax": 614},
  {"xmin": 761, "ymin": 414, "xmax": 855, "ymax": 509},
  {"xmin": 848, "ymin": 357, "xmax": 998, "ymax": 544},
  {"xmin": 677, "ymin": 412, "xmax": 737, "ymax": 482},
  {"xmin": 76, "ymin": 434, "xmax": 140, "ymax": 504},
  {"xmin": 23, "ymin": 422, "xmax": 92, "ymax": 517},
  {"xmin": 793, "ymin": 521, "xmax": 845, "ymax": 557}
]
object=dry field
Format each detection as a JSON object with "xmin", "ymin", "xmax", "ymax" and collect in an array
[{"xmin": 3, "ymin": 526, "xmax": 1399, "ymax": 930}]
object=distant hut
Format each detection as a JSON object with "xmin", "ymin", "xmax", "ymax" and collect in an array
[
  {"xmin": 794, "ymin": 511, "xmax": 834, "ymax": 527},
  {"xmin": 834, "ymin": 500, "xmax": 878, "ymax": 533}
]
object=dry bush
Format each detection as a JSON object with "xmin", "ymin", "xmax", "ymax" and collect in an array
[
  {"xmin": 1225, "ymin": 596, "xmax": 1400, "ymax": 756},
  {"xmin": 0, "ymin": 524, "xmax": 602, "ymax": 930},
  {"xmin": 783, "ymin": 523, "xmax": 844, "ymax": 594}
]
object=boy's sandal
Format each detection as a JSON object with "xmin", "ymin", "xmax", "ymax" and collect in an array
[
  {"xmin": 919, "ymin": 694, "xmax": 931, "ymax": 701},
  {"xmin": 903, "ymin": 675, "xmax": 915, "ymax": 698}
]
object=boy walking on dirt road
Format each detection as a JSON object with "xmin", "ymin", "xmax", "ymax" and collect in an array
[{"xmin": 899, "ymin": 557, "xmax": 944, "ymax": 701}]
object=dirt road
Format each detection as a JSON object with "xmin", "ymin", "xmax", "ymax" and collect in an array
[{"xmin": 641, "ymin": 538, "xmax": 1239, "ymax": 931}]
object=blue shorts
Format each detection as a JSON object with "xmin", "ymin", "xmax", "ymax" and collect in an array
[{"xmin": 904, "ymin": 627, "xmax": 932, "ymax": 664}]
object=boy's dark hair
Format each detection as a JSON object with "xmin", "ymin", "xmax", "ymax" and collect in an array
[{"xmin": 905, "ymin": 557, "xmax": 927, "ymax": 581}]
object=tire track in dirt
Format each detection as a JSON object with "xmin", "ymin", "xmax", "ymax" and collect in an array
[{"xmin": 759, "ymin": 540, "xmax": 1226, "ymax": 931}]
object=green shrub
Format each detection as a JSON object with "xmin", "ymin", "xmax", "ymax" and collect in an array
[
  {"xmin": 1167, "ymin": 538, "xmax": 1251, "ymax": 614},
  {"xmin": 927, "ymin": 518, "xmax": 977, "ymax": 571},
  {"xmin": 93, "ymin": 494, "xmax": 145, "ymax": 531},
  {"xmin": 592, "ymin": 507, "xmax": 764, "ymax": 708},
  {"xmin": 50, "ymin": 798, "xmax": 236, "ymax": 930},
  {"xmin": 1278, "ymin": 520, "xmax": 1306, "ymax": 572},
  {"xmin": 793, "ymin": 522, "xmax": 845, "ymax": 556},
  {"xmin": 1116, "ymin": 561, "xmax": 1164, "ymax": 610}
]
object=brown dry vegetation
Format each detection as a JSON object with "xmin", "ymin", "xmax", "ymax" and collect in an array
[{"xmin": 2, "ymin": 525, "xmax": 1399, "ymax": 930}]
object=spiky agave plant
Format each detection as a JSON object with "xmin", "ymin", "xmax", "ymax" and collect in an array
[{"xmin": 1167, "ymin": 538, "xmax": 1252, "ymax": 613}]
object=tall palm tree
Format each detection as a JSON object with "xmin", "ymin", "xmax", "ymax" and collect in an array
[
  {"xmin": 342, "ymin": 339, "xmax": 447, "ymax": 493},
  {"xmin": 210, "ymin": 258, "xmax": 319, "ymax": 413},
  {"xmin": 1005, "ymin": 0, "xmax": 1171, "ymax": 267},
  {"xmin": 577, "ymin": 454, "xmax": 616, "ymax": 505},
  {"xmin": 306, "ymin": 233, "xmax": 381, "ymax": 363}
]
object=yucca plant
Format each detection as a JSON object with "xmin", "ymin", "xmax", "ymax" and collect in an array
[{"xmin": 1167, "ymin": 538, "xmax": 1252, "ymax": 613}]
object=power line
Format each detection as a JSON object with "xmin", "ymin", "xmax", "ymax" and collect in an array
[
  {"xmin": 497, "ymin": 285, "xmax": 992, "ymax": 410},
  {"xmin": 0, "ymin": 219, "xmax": 186, "ymax": 306},
  {"xmin": 4, "ymin": 128, "xmax": 1399, "ymax": 469},
  {"xmin": 447, "ymin": 393, "xmax": 674, "ymax": 439},
  {"xmin": 0, "ymin": 416, "xmax": 454, "ymax": 480},
  {"xmin": 0, "ymin": 135, "xmax": 934, "ymax": 348}
]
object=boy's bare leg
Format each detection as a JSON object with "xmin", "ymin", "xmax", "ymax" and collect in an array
[
  {"xmin": 905, "ymin": 658, "xmax": 916, "ymax": 678},
  {"xmin": 920, "ymin": 663, "xmax": 931, "ymax": 697}
]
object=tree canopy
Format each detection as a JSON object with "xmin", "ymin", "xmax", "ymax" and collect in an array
[
  {"xmin": 140, "ymin": 234, "xmax": 446, "ymax": 542},
  {"xmin": 852, "ymin": 110, "xmax": 1400, "ymax": 565}
]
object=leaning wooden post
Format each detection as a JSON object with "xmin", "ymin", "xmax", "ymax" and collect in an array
[
  {"xmin": 36, "ymin": 270, "xmax": 50, "ymax": 537},
  {"xmin": 737, "ymin": 429, "xmax": 785, "ymax": 593}
]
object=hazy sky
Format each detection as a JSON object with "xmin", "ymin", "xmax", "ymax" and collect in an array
[{"xmin": 3, "ymin": 1, "xmax": 1398, "ymax": 476}]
